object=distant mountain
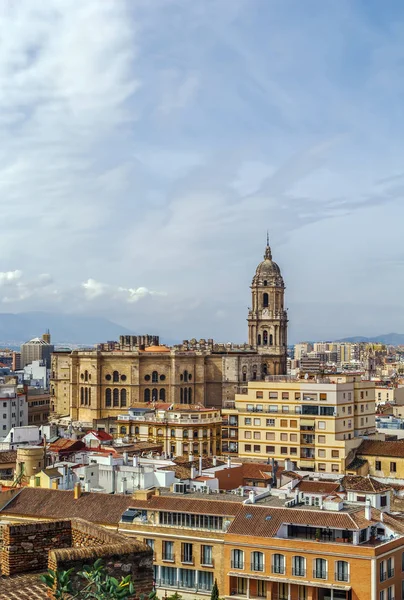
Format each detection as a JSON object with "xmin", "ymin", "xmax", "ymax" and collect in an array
[
  {"xmin": 337, "ymin": 333, "xmax": 404, "ymax": 345},
  {"xmin": 0, "ymin": 312, "xmax": 138, "ymax": 346}
]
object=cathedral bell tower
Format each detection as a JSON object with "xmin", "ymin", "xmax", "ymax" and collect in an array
[{"xmin": 247, "ymin": 236, "xmax": 288, "ymax": 375}]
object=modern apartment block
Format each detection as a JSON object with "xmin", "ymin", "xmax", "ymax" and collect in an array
[
  {"xmin": 222, "ymin": 376, "xmax": 376, "ymax": 472},
  {"xmin": 0, "ymin": 385, "xmax": 28, "ymax": 438}
]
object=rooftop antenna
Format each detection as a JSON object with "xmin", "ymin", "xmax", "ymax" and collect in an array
[{"xmin": 266, "ymin": 230, "xmax": 269, "ymax": 246}]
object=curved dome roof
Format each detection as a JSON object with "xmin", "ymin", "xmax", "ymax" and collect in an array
[{"xmin": 252, "ymin": 243, "xmax": 284, "ymax": 286}]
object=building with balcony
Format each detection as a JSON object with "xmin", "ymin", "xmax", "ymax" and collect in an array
[
  {"xmin": 94, "ymin": 404, "xmax": 222, "ymax": 457},
  {"xmin": 222, "ymin": 376, "xmax": 377, "ymax": 472}
]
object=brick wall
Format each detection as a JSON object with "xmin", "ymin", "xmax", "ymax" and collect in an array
[{"xmin": 1, "ymin": 520, "xmax": 72, "ymax": 576}]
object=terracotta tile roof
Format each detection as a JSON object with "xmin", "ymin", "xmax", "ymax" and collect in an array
[
  {"xmin": 0, "ymin": 451, "xmax": 16, "ymax": 464},
  {"xmin": 342, "ymin": 475, "xmax": 391, "ymax": 493},
  {"xmin": 113, "ymin": 442, "xmax": 163, "ymax": 454},
  {"xmin": 48, "ymin": 438, "xmax": 85, "ymax": 453},
  {"xmin": 241, "ymin": 463, "xmax": 275, "ymax": 481},
  {"xmin": 281, "ymin": 471, "xmax": 304, "ymax": 480},
  {"xmin": 357, "ymin": 439, "xmax": 404, "ymax": 458},
  {"xmin": 163, "ymin": 457, "xmax": 225, "ymax": 479},
  {"xmin": 0, "ymin": 488, "xmax": 135, "ymax": 525},
  {"xmin": 346, "ymin": 456, "xmax": 368, "ymax": 471},
  {"xmin": 297, "ymin": 481, "xmax": 340, "ymax": 495},
  {"xmin": 85, "ymin": 430, "xmax": 113, "ymax": 441},
  {"xmin": 227, "ymin": 505, "xmax": 365, "ymax": 537}
]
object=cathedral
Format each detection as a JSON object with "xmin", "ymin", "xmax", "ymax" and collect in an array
[{"xmin": 50, "ymin": 240, "xmax": 288, "ymax": 423}]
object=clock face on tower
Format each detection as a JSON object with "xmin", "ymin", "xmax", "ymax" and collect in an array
[{"xmin": 262, "ymin": 308, "xmax": 269, "ymax": 318}]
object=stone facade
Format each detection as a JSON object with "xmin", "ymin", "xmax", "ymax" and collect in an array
[{"xmin": 50, "ymin": 243, "xmax": 288, "ymax": 420}]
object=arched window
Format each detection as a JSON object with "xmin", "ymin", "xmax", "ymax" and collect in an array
[
  {"xmin": 292, "ymin": 556, "xmax": 306, "ymax": 577},
  {"xmin": 159, "ymin": 388, "xmax": 166, "ymax": 401},
  {"xmin": 85, "ymin": 387, "xmax": 88, "ymax": 405},
  {"xmin": 262, "ymin": 363, "xmax": 268, "ymax": 375},
  {"xmin": 273, "ymin": 554, "xmax": 285, "ymax": 574},
  {"xmin": 88, "ymin": 388, "xmax": 91, "ymax": 406},
  {"xmin": 314, "ymin": 558, "xmax": 327, "ymax": 579},
  {"xmin": 184, "ymin": 370, "xmax": 188, "ymax": 383},
  {"xmin": 105, "ymin": 388, "xmax": 111, "ymax": 407},
  {"xmin": 251, "ymin": 551, "xmax": 264, "ymax": 572},
  {"xmin": 80, "ymin": 387, "xmax": 84, "ymax": 405},
  {"xmin": 263, "ymin": 280, "xmax": 267, "ymax": 286},
  {"xmin": 157, "ymin": 428, "xmax": 163, "ymax": 436},
  {"xmin": 231, "ymin": 549, "xmax": 244, "ymax": 570},
  {"xmin": 113, "ymin": 388, "xmax": 119, "ymax": 407},
  {"xmin": 269, "ymin": 334, "xmax": 273, "ymax": 346},
  {"xmin": 336, "ymin": 561, "xmax": 349, "ymax": 582},
  {"xmin": 171, "ymin": 429, "xmax": 175, "ymax": 437},
  {"xmin": 135, "ymin": 426, "xmax": 139, "ymax": 435},
  {"xmin": 180, "ymin": 388, "xmax": 184, "ymax": 403},
  {"xmin": 184, "ymin": 387, "xmax": 188, "ymax": 403},
  {"xmin": 144, "ymin": 388, "xmax": 150, "ymax": 402},
  {"xmin": 84, "ymin": 370, "xmax": 88, "ymax": 382},
  {"xmin": 252, "ymin": 365, "xmax": 257, "ymax": 381},
  {"xmin": 120, "ymin": 426, "xmax": 126, "ymax": 434},
  {"xmin": 188, "ymin": 387, "xmax": 192, "ymax": 403},
  {"xmin": 152, "ymin": 388, "xmax": 158, "ymax": 401},
  {"xmin": 152, "ymin": 371, "xmax": 158, "ymax": 383},
  {"xmin": 193, "ymin": 429, "xmax": 198, "ymax": 438},
  {"xmin": 257, "ymin": 334, "xmax": 261, "ymax": 346},
  {"xmin": 120, "ymin": 389, "xmax": 127, "ymax": 407},
  {"xmin": 263, "ymin": 293, "xmax": 269, "ymax": 307},
  {"xmin": 263, "ymin": 330, "xmax": 268, "ymax": 345},
  {"xmin": 113, "ymin": 371, "xmax": 119, "ymax": 382}
]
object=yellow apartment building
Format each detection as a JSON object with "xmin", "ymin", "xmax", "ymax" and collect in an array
[{"xmin": 222, "ymin": 376, "xmax": 376, "ymax": 473}]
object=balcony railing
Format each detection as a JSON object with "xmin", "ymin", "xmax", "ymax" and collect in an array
[
  {"xmin": 251, "ymin": 563, "xmax": 264, "ymax": 572},
  {"xmin": 380, "ymin": 572, "xmax": 387, "ymax": 582},
  {"xmin": 388, "ymin": 569, "xmax": 395, "ymax": 578},
  {"xmin": 231, "ymin": 561, "xmax": 244, "ymax": 570},
  {"xmin": 335, "ymin": 572, "xmax": 349, "ymax": 582},
  {"xmin": 313, "ymin": 570, "xmax": 327, "ymax": 579},
  {"xmin": 292, "ymin": 567, "xmax": 306, "ymax": 577},
  {"xmin": 272, "ymin": 565, "xmax": 285, "ymax": 575},
  {"xmin": 181, "ymin": 556, "xmax": 194, "ymax": 565},
  {"xmin": 201, "ymin": 559, "xmax": 214, "ymax": 568}
]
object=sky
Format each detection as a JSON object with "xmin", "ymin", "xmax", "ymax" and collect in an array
[{"xmin": 0, "ymin": 0, "xmax": 404, "ymax": 344}]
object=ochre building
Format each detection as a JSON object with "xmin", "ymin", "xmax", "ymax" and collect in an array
[{"xmin": 50, "ymin": 242, "xmax": 288, "ymax": 422}]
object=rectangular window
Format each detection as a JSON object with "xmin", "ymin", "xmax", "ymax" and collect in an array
[
  {"xmin": 198, "ymin": 571, "xmax": 213, "ymax": 592},
  {"xmin": 161, "ymin": 566, "xmax": 176, "ymax": 586},
  {"xmin": 244, "ymin": 418, "xmax": 251, "ymax": 425},
  {"xmin": 244, "ymin": 431, "xmax": 252, "ymax": 439},
  {"xmin": 163, "ymin": 541, "xmax": 174, "ymax": 561},
  {"xmin": 266, "ymin": 445, "xmax": 275, "ymax": 453},
  {"xmin": 201, "ymin": 545, "xmax": 213, "ymax": 566},
  {"xmin": 282, "ymin": 392, "xmax": 289, "ymax": 400},
  {"xmin": 295, "ymin": 392, "xmax": 300, "ymax": 400},
  {"xmin": 179, "ymin": 568, "xmax": 195, "ymax": 589},
  {"xmin": 266, "ymin": 419, "xmax": 275, "ymax": 427},
  {"xmin": 280, "ymin": 433, "xmax": 287, "ymax": 441},
  {"xmin": 282, "ymin": 405, "xmax": 289, "ymax": 413},
  {"xmin": 247, "ymin": 405, "xmax": 254, "ymax": 412},
  {"xmin": 332, "ymin": 450, "xmax": 339, "ymax": 458},
  {"xmin": 269, "ymin": 392, "xmax": 278, "ymax": 399},
  {"xmin": 331, "ymin": 464, "xmax": 339, "ymax": 472},
  {"xmin": 254, "ymin": 418, "xmax": 261, "ymax": 426},
  {"xmin": 281, "ymin": 447, "xmax": 288, "ymax": 454},
  {"xmin": 145, "ymin": 539, "xmax": 154, "ymax": 551},
  {"xmin": 256, "ymin": 404, "xmax": 263, "ymax": 412},
  {"xmin": 181, "ymin": 543, "xmax": 193, "ymax": 564},
  {"xmin": 318, "ymin": 435, "xmax": 326, "ymax": 443},
  {"xmin": 254, "ymin": 445, "xmax": 260, "ymax": 452},
  {"xmin": 290, "ymin": 420, "xmax": 297, "ymax": 428},
  {"xmin": 280, "ymin": 419, "xmax": 287, "ymax": 427},
  {"xmin": 318, "ymin": 421, "xmax": 326, "ymax": 430},
  {"xmin": 254, "ymin": 432, "xmax": 261, "ymax": 440},
  {"xmin": 290, "ymin": 433, "xmax": 297, "ymax": 442},
  {"xmin": 269, "ymin": 405, "xmax": 278, "ymax": 413},
  {"xmin": 391, "ymin": 462, "xmax": 397, "ymax": 473},
  {"xmin": 375, "ymin": 460, "xmax": 381, "ymax": 470},
  {"xmin": 245, "ymin": 444, "xmax": 251, "ymax": 451},
  {"xmin": 380, "ymin": 561, "xmax": 386, "ymax": 582},
  {"xmin": 320, "ymin": 393, "xmax": 327, "ymax": 401},
  {"xmin": 387, "ymin": 558, "xmax": 394, "ymax": 579},
  {"xmin": 381, "ymin": 495, "xmax": 387, "ymax": 507},
  {"xmin": 266, "ymin": 432, "xmax": 275, "ymax": 440},
  {"xmin": 318, "ymin": 449, "xmax": 326, "ymax": 457},
  {"xmin": 256, "ymin": 391, "xmax": 263, "ymax": 399},
  {"xmin": 290, "ymin": 447, "xmax": 297, "ymax": 455},
  {"xmin": 318, "ymin": 463, "xmax": 326, "ymax": 471}
]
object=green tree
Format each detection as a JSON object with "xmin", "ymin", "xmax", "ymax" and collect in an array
[
  {"xmin": 211, "ymin": 579, "xmax": 219, "ymax": 600},
  {"xmin": 40, "ymin": 558, "xmax": 149, "ymax": 599}
]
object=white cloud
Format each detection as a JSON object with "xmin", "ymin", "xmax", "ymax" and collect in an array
[
  {"xmin": 83, "ymin": 279, "xmax": 166, "ymax": 304},
  {"xmin": 0, "ymin": 270, "xmax": 22, "ymax": 284}
]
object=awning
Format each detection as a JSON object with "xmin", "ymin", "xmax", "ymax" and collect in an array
[
  {"xmin": 300, "ymin": 419, "xmax": 315, "ymax": 426},
  {"xmin": 227, "ymin": 573, "xmax": 351, "ymax": 591}
]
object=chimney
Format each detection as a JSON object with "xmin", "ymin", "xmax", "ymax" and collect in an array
[
  {"xmin": 199, "ymin": 455, "xmax": 203, "ymax": 476},
  {"xmin": 133, "ymin": 455, "xmax": 139, "ymax": 467},
  {"xmin": 365, "ymin": 499, "xmax": 372, "ymax": 520},
  {"xmin": 213, "ymin": 456, "xmax": 217, "ymax": 467},
  {"xmin": 121, "ymin": 477, "xmax": 127, "ymax": 494},
  {"xmin": 74, "ymin": 482, "xmax": 82, "ymax": 500},
  {"xmin": 123, "ymin": 451, "xmax": 129, "ymax": 466},
  {"xmin": 227, "ymin": 456, "xmax": 231, "ymax": 469},
  {"xmin": 108, "ymin": 453, "xmax": 114, "ymax": 466},
  {"xmin": 249, "ymin": 490, "xmax": 256, "ymax": 504},
  {"xmin": 381, "ymin": 511, "xmax": 384, "ymax": 522},
  {"xmin": 190, "ymin": 465, "xmax": 197, "ymax": 479}
]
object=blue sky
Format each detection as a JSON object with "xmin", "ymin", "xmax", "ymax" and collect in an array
[{"xmin": 0, "ymin": 0, "xmax": 404, "ymax": 343}]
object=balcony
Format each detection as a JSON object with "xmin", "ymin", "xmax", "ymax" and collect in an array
[
  {"xmin": 231, "ymin": 561, "xmax": 244, "ymax": 570},
  {"xmin": 380, "ymin": 572, "xmax": 387, "ymax": 582},
  {"xmin": 272, "ymin": 565, "xmax": 285, "ymax": 575},
  {"xmin": 335, "ymin": 572, "xmax": 349, "ymax": 582},
  {"xmin": 388, "ymin": 569, "xmax": 395, "ymax": 578},
  {"xmin": 251, "ymin": 563, "xmax": 264, "ymax": 572}
]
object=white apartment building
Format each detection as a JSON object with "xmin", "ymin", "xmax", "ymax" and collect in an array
[{"xmin": 0, "ymin": 385, "xmax": 28, "ymax": 439}]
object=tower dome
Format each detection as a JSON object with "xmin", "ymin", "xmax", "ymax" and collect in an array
[{"xmin": 252, "ymin": 239, "xmax": 284, "ymax": 287}]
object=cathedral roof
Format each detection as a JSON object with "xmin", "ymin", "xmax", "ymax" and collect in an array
[
  {"xmin": 253, "ymin": 240, "xmax": 284, "ymax": 286},
  {"xmin": 143, "ymin": 345, "xmax": 170, "ymax": 353}
]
